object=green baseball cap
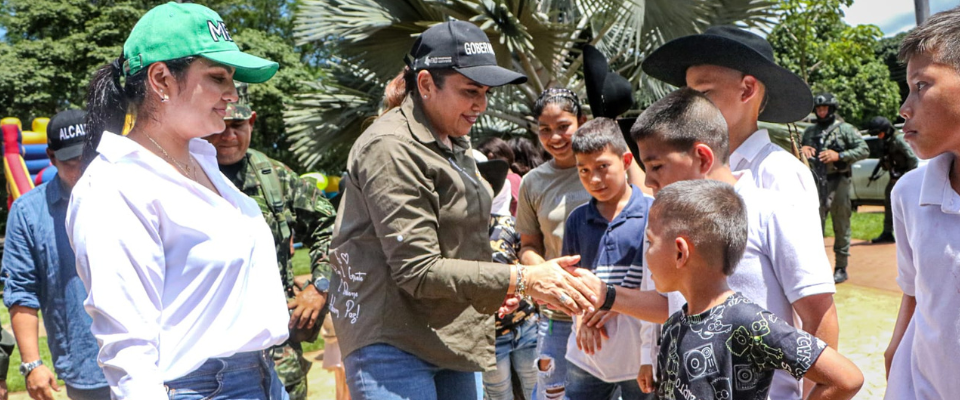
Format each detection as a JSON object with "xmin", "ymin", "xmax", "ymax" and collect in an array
[{"xmin": 123, "ymin": 2, "xmax": 279, "ymax": 83}]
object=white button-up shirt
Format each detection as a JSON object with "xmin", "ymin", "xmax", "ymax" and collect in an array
[
  {"xmin": 885, "ymin": 153, "xmax": 960, "ymax": 400},
  {"xmin": 67, "ymin": 133, "xmax": 289, "ymax": 400},
  {"xmin": 730, "ymin": 129, "xmax": 819, "ymax": 210}
]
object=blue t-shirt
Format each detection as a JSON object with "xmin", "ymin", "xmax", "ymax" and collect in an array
[
  {"xmin": 561, "ymin": 184, "xmax": 652, "ymax": 288},
  {"xmin": 2, "ymin": 175, "xmax": 108, "ymax": 389}
]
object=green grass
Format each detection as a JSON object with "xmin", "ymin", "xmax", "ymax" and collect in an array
[
  {"xmin": 823, "ymin": 210, "xmax": 884, "ymax": 240},
  {"xmin": 292, "ymin": 247, "xmax": 311, "ymax": 277}
]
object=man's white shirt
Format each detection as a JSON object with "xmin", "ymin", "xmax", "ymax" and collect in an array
[{"xmin": 731, "ymin": 129, "xmax": 819, "ymax": 210}]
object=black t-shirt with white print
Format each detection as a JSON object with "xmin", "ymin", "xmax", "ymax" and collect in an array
[{"xmin": 656, "ymin": 292, "xmax": 826, "ymax": 400}]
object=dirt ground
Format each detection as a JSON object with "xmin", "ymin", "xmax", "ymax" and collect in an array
[{"xmin": 9, "ymin": 238, "xmax": 902, "ymax": 400}]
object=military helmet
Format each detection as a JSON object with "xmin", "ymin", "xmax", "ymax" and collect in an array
[
  {"xmin": 224, "ymin": 82, "xmax": 254, "ymax": 120},
  {"xmin": 865, "ymin": 116, "xmax": 895, "ymax": 136},
  {"xmin": 813, "ymin": 93, "xmax": 839, "ymax": 108}
]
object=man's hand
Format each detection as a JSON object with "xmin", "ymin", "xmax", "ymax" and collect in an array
[
  {"xmin": 818, "ymin": 149, "xmax": 840, "ymax": 164},
  {"xmin": 801, "ymin": 145, "xmax": 817, "ymax": 159},
  {"xmin": 523, "ymin": 255, "xmax": 597, "ymax": 316},
  {"xmin": 287, "ymin": 284, "xmax": 327, "ymax": 330},
  {"xmin": 575, "ymin": 323, "xmax": 608, "ymax": 355},
  {"xmin": 25, "ymin": 365, "xmax": 59, "ymax": 400},
  {"xmin": 637, "ymin": 364, "xmax": 655, "ymax": 393}
]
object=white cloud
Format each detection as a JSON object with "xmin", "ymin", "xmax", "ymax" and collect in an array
[{"xmin": 843, "ymin": 0, "xmax": 960, "ymax": 36}]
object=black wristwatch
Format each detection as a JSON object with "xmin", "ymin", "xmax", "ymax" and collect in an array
[{"xmin": 599, "ymin": 283, "xmax": 617, "ymax": 311}]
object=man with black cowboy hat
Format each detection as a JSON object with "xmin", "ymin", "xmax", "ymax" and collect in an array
[
  {"xmin": 801, "ymin": 93, "xmax": 868, "ymax": 284},
  {"xmin": 640, "ymin": 26, "xmax": 839, "ymax": 400},
  {"xmin": 641, "ymin": 26, "xmax": 819, "ymax": 209}
]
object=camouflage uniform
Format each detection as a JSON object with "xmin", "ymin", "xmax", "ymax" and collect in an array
[
  {"xmin": 220, "ymin": 99, "xmax": 336, "ymax": 400},
  {"xmin": 801, "ymin": 118, "xmax": 868, "ymax": 275}
]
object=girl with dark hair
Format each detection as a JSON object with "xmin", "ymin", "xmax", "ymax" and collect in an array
[
  {"xmin": 330, "ymin": 20, "xmax": 598, "ymax": 399},
  {"xmin": 516, "ymin": 87, "xmax": 592, "ymax": 400},
  {"xmin": 478, "ymin": 137, "xmax": 522, "ymax": 216},
  {"xmin": 68, "ymin": 3, "xmax": 290, "ymax": 399}
]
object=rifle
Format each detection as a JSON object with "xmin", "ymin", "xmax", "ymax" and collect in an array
[{"xmin": 867, "ymin": 162, "xmax": 884, "ymax": 187}]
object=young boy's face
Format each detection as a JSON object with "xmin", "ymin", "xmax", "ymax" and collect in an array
[
  {"xmin": 900, "ymin": 53, "xmax": 960, "ymax": 159},
  {"xmin": 575, "ymin": 146, "xmax": 631, "ymax": 203},
  {"xmin": 645, "ymin": 219, "xmax": 680, "ymax": 293},
  {"xmin": 636, "ymin": 138, "xmax": 703, "ymax": 194}
]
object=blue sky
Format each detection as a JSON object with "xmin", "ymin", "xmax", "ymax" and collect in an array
[{"xmin": 843, "ymin": 0, "xmax": 960, "ymax": 36}]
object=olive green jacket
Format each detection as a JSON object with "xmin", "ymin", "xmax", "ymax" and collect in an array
[
  {"xmin": 802, "ymin": 121, "xmax": 869, "ymax": 175},
  {"xmin": 330, "ymin": 95, "xmax": 510, "ymax": 372}
]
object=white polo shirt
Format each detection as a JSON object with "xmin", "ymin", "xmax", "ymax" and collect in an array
[
  {"xmin": 730, "ymin": 129, "xmax": 819, "ymax": 210},
  {"xmin": 643, "ymin": 172, "xmax": 835, "ymax": 400},
  {"xmin": 67, "ymin": 133, "xmax": 289, "ymax": 400},
  {"xmin": 885, "ymin": 153, "xmax": 960, "ymax": 400}
]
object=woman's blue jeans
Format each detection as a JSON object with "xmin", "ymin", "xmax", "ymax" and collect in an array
[
  {"xmin": 164, "ymin": 350, "xmax": 289, "ymax": 400},
  {"xmin": 482, "ymin": 316, "xmax": 539, "ymax": 400},
  {"xmin": 344, "ymin": 343, "xmax": 477, "ymax": 400},
  {"xmin": 534, "ymin": 318, "xmax": 572, "ymax": 400}
]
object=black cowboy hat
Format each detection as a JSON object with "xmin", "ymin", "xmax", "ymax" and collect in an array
[
  {"xmin": 583, "ymin": 45, "xmax": 635, "ymax": 119},
  {"xmin": 641, "ymin": 26, "xmax": 812, "ymax": 123},
  {"xmin": 475, "ymin": 155, "xmax": 510, "ymax": 195},
  {"xmin": 583, "ymin": 45, "xmax": 641, "ymax": 160}
]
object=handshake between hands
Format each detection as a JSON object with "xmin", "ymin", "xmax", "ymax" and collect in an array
[{"xmin": 497, "ymin": 256, "xmax": 614, "ymax": 354}]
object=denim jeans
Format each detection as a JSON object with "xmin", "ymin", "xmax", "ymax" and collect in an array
[
  {"xmin": 344, "ymin": 343, "xmax": 477, "ymax": 400},
  {"xmin": 65, "ymin": 385, "xmax": 111, "ymax": 400},
  {"xmin": 534, "ymin": 318, "xmax": 572, "ymax": 400},
  {"xmin": 482, "ymin": 316, "xmax": 539, "ymax": 400},
  {"xmin": 564, "ymin": 362, "xmax": 651, "ymax": 400},
  {"xmin": 164, "ymin": 351, "xmax": 289, "ymax": 400}
]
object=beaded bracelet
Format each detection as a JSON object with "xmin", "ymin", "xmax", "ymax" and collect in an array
[{"xmin": 515, "ymin": 264, "xmax": 527, "ymax": 298}]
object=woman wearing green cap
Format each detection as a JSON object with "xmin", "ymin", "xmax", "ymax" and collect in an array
[
  {"xmin": 69, "ymin": 3, "xmax": 289, "ymax": 399},
  {"xmin": 329, "ymin": 20, "xmax": 598, "ymax": 399}
]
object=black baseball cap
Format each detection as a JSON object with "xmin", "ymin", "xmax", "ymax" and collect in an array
[
  {"xmin": 47, "ymin": 110, "xmax": 88, "ymax": 161},
  {"xmin": 405, "ymin": 20, "xmax": 527, "ymax": 87}
]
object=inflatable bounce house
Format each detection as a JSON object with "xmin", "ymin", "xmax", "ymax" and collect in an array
[{"xmin": 1, "ymin": 117, "xmax": 57, "ymax": 208}]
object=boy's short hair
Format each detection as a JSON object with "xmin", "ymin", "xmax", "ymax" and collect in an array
[
  {"xmin": 630, "ymin": 88, "xmax": 730, "ymax": 164},
  {"xmin": 649, "ymin": 180, "xmax": 747, "ymax": 276},
  {"xmin": 899, "ymin": 6, "xmax": 960, "ymax": 71},
  {"xmin": 572, "ymin": 117, "xmax": 630, "ymax": 156}
]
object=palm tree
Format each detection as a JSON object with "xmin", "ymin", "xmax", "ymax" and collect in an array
[{"xmin": 286, "ymin": 0, "xmax": 778, "ymax": 171}]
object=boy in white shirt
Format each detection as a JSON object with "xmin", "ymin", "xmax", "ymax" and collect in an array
[
  {"xmin": 883, "ymin": 7, "xmax": 960, "ymax": 399},
  {"xmin": 575, "ymin": 88, "xmax": 838, "ymax": 400}
]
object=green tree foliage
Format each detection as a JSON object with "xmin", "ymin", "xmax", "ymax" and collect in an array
[
  {"xmin": 288, "ymin": 0, "xmax": 778, "ymax": 172},
  {"xmin": 876, "ymin": 31, "xmax": 909, "ymax": 105},
  {"xmin": 767, "ymin": 0, "xmax": 901, "ymax": 127},
  {"xmin": 0, "ymin": 0, "xmax": 153, "ymax": 120},
  {"xmin": 0, "ymin": 0, "xmax": 318, "ymax": 173}
]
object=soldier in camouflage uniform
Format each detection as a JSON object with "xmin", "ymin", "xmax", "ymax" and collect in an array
[
  {"xmin": 864, "ymin": 116, "xmax": 919, "ymax": 243},
  {"xmin": 801, "ymin": 93, "xmax": 869, "ymax": 284},
  {"xmin": 205, "ymin": 84, "xmax": 336, "ymax": 400}
]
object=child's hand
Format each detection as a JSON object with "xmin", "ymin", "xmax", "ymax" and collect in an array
[
  {"xmin": 576, "ymin": 323, "xmax": 608, "ymax": 355},
  {"xmin": 497, "ymin": 295, "xmax": 521, "ymax": 318},
  {"xmin": 583, "ymin": 309, "xmax": 617, "ymax": 329},
  {"xmin": 637, "ymin": 364, "xmax": 654, "ymax": 393}
]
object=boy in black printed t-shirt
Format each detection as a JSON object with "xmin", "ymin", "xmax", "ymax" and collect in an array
[{"xmin": 644, "ymin": 180, "xmax": 863, "ymax": 400}]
